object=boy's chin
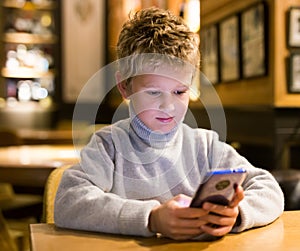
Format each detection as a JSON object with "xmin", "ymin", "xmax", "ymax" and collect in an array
[{"xmin": 150, "ymin": 124, "xmax": 177, "ymax": 134}]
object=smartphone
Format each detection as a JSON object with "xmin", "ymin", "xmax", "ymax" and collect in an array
[{"xmin": 190, "ymin": 168, "xmax": 247, "ymax": 208}]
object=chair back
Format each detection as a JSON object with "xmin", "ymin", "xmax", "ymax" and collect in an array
[
  {"xmin": 42, "ymin": 164, "xmax": 72, "ymax": 223},
  {"xmin": 0, "ymin": 210, "xmax": 18, "ymax": 251}
]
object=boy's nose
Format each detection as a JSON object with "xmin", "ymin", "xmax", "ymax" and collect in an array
[{"xmin": 159, "ymin": 93, "xmax": 175, "ymax": 113}]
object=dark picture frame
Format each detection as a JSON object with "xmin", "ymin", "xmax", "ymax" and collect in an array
[
  {"xmin": 241, "ymin": 2, "xmax": 268, "ymax": 78},
  {"xmin": 289, "ymin": 53, "xmax": 300, "ymax": 93},
  {"xmin": 288, "ymin": 7, "xmax": 300, "ymax": 48},
  {"xmin": 219, "ymin": 15, "xmax": 240, "ymax": 82},
  {"xmin": 200, "ymin": 24, "xmax": 219, "ymax": 84}
]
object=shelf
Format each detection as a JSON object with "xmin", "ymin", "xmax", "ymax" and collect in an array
[
  {"xmin": 2, "ymin": 0, "xmax": 57, "ymax": 10},
  {"xmin": 3, "ymin": 33, "xmax": 57, "ymax": 44},
  {"xmin": 1, "ymin": 67, "xmax": 55, "ymax": 79},
  {"xmin": 0, "ymin": 0, "xmax": 59, "ymax": 119}
]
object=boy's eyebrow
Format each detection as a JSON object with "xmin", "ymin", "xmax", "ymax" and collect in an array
[{"xmin": 141, "ymin": 82, "xmax": 189, "ymax": 88}]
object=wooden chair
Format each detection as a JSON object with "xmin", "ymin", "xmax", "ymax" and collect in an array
[
  {"xmin": 0, "ymin": 127, "xmax": 43, "ymax": 223},
  {"xmin": 0, "ymin": 183, "xmax": 43, "ymax": 221},
  {"xmin": 0, "ymin": 210, "xmax": 18, "ymax": 251},
  {"xmin": 42, "ymin": 164, "xmax": 72, "ymax": 223}
]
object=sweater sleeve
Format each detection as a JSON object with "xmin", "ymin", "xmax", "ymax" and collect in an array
[
  {"xmin": 207, "ymin": 131, "xmax": 284, "ymax": 232},
  {"xmin": 232, "ymin": 166, "xmax": 285, "ymax": 232},
  {"xmin": 54, "ymin": 132, "xmax": 160, "ymax": 237}
]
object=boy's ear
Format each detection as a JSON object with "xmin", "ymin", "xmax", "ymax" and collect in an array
[{"xmin": 115, "ymin": 71, "xmax": 130, "ymax": 99}]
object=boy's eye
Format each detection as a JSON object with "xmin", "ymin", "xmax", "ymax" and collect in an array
[
  {"xmin": 174, "ymin": 90, "xmax": 187, "ymax": 95},
  {"xmin": 146, "ymin": 90, "xmax": 161, "ymax": 96}
]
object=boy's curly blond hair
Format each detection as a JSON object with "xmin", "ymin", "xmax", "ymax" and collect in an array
[{"xmin": 116, "ymin": 7, "xmax": 200, "ymax": 82}]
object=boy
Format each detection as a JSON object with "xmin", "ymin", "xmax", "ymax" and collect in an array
[{"xmin": 54, "ymin": 7, "xmax": 284, "ymax": 240}]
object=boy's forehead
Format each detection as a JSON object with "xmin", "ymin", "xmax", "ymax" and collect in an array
[
  {"xmin": 134, "ymin": 74, "xmax": 191, "ymax": 87},
  {"xmin": 141, "ymin": 64, "xmax": 194, "ymax": 85},
  {"xmin": 118, "ymin": 53, "xmax": 196, "ymax": 85}
]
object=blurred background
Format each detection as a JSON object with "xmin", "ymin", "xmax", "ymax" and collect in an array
[{"xmin": 1, "ymin": 1, "xmax": 300, "ymax": 250}]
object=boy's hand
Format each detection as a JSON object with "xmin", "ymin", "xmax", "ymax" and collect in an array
[
  {"xmin": 148, "ymin": 194, "xmax": 209, "ymax": 240},
  {"xmin": 148, "ymin": 186, "xmax": 244, "ymax": 240},
  {"xmin": 200, "ymin": 185, "xmax": 245, "ymax": 236}
]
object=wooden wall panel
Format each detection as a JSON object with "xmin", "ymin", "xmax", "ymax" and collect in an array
[
  {"xmin": 274, "ymin": 0, "xmax": 300, "ymax": 107},
  {"xmin": 62, "ymin": 0, "xmax": 105, "ymax": 103},
  {"xmin": 200, "ymin": 0, "xmax": 274, "ymax": 107},
  {"xmin": 200, "ymin": 0, "xmax": 300, "ymax": 107}
]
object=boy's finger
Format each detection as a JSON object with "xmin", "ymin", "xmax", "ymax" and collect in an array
[{"xmin": 230, "ymin": 186, "xmax": 244, "ymax": 207}]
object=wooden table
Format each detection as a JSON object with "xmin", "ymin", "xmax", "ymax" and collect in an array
[
  {"xmin": 17, "ymin": 129, "xmax": 75, "ymax": 145},
  {"xmin": 0, "ymin": 145, "xmax": 80, "ymax": 187},
  {"xmin": 29, "ymin": 211, "xmax": 300, "ymax": 251},
  {"xmin": 16, "ymin": 124, "xmax": 108, "ymax": 145}
]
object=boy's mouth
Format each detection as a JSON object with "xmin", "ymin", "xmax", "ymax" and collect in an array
[{"xmin": 156, "ymin": 117, "xmax": 174, "ymax": 123}]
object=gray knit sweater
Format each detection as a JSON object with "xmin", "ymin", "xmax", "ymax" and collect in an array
[{"xmin": 54, "ymin": 117, "xmax": 284, "ymax": 237}]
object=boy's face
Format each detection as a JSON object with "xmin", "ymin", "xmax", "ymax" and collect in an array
[{"xmin": 127, "ymin": 74, "xmax": 190, "ymax": 133}]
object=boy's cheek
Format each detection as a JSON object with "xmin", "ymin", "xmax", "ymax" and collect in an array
[{"xmin": 131, "ymin": 97, "xmax": 158, "ymax": 111}]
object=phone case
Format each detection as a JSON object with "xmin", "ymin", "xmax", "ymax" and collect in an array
[{"xmin": 190, "ymin": 168, "xmax": 247, "ymax": 208}]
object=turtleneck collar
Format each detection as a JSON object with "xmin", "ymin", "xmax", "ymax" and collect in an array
[{"xmin": 128, "ymin": 102, "xmax": 179, "ymax": 146}]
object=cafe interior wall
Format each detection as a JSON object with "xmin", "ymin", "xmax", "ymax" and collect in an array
[
  {"xmin": 0, "ymin": 0, "xmax": 197, "ymax": 129},
  {"xmin": 1, "ymin": 0, "xmax": 300, "ymax": 170},
  {"xmin": 197, "ymin": 0, "xmax": 300, "ymax": 171},
  {"xmin": 62, "ymin": 0, "xmax": 300, "ymax": 170},
  {"xmin": 199, "ymin": 0, "xmax": 300, "ymax": 107},
  {"xmin": 77, "ymin": 0, "xmax": 300, "ymax": 123}
]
